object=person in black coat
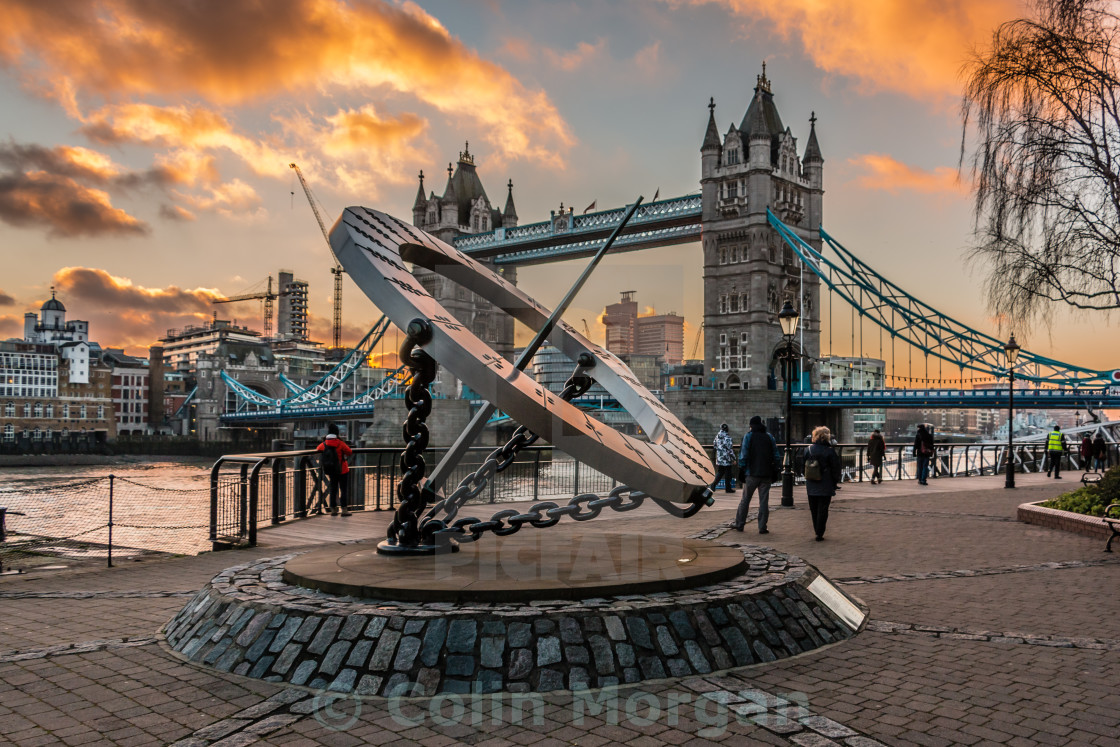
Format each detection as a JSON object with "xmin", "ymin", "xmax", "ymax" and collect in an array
[
  {"xmin": 804, "ymin": 425, "xmax": 842, "ymax": 541},
  {"xmin": 1093, "ymin": 433, "xmax": 1108, "ymax": 471},
  {"xmin": 913, "ymin": 424, "xmax": 935, "ymax": 485},
  {"xmin": 867, "ymin": 429, "xmax": 886, "ymax": 484}
]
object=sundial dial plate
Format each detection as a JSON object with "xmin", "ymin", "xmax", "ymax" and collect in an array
[{"xmin": 330, "ymin": 207, "xmax": 714, "ymax": 504}]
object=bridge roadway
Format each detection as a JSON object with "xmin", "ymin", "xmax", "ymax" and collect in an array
[
  {"xmin": 452, "ymin": 194, "xmax": 702, "ymax": 265},
  {"xmin": 794, "ymin": 386, "xmax": 1120, "ymax": 409},
  {"xmin": 220, "ymin": 386, "xmax": 1120, "ymax": 425}
]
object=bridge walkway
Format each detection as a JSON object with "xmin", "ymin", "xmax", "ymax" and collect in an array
[{"xmin": 254, "ymin": 471, "xmax": 1062, "ymax": 548}]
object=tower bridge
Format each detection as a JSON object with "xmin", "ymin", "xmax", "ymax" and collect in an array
[{"xmin": 223, "ymin": 66, "xmax": 1116, "ymax": 442}]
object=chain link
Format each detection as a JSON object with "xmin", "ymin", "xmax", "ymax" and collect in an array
[
  {"xmin": 114, "ymin": 477, "xmax": 209, "ymax": 494},
  {"xmin": 0, "ymin": 477, "xmax": 107, "ymax": 495},
  {"xmin": 421, "ymin": 371, "xmax": 592, "ymax": 527},
  {"xmin": 385, "ymin": 327, "xmax": 438, "ymax": 548},
  {"xmin": 420, "ymin": 484, "xmax": 647, "ymax": 545}
]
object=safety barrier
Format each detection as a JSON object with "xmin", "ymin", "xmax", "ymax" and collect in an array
[
  {"xmin": 0, "ymin": 474, "xmax": 212, "ymax": 573},
  {"xmin": 208, "ymin": 446, "xmax": 620, "ymax": 549}
]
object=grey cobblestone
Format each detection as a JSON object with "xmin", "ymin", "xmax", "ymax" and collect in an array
[{"xmin": 163, "ymin": 542, "xmax": 854, "ymax": 696}]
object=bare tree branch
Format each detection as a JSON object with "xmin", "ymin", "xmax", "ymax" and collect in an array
[{"xmin": 961, "ymin": 0, "xmax": 1120, "ymax": 321}]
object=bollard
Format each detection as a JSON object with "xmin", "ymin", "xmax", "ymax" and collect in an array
[{"xmin": 108, "ymin": 474, "xmax": 114, "ymax": 568}]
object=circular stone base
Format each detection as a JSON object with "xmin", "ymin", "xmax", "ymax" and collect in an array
[
  {"xmin": 283, "ymin": 533, "xmax": 747, "ymax": 602},
  {"xmin": 164, "ymin": 535, "xmax": 867, "ymax": 697}
]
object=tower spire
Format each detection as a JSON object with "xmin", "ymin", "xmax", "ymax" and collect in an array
[
  {"xmin": 804, "ymin": 111, "xmax": 823, "ymax": 163},
  {"xmin": 503, "ymin": 178, "xmax": 518, "ymax": 221},
  {"xmin": 701, "ymin": 96, "xmax": 721, "ymax": 151}
]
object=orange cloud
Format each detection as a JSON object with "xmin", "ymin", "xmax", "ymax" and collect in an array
[
  {"xmin": 847, "ymin": 153, "xmax": 965, "ymax": 194},
  {"xmin": 51, "ymin": 267, "xmax": 223, "ymax": 349},
  {"xmin": 2, "ymin": 0, "xmax": 573, "ymax": 164},
  {"xmin": 676, "ymin": 0, "xmax": 1019, "ymax": 102},
  {"xmin": 177, "ymin": 179, "xmax": 264, "ymax": 220},
  {"xmin": 81, "ymin": 103, "xmax": 289, "ymax": 178},
  {"xmin": 320, "ymin": 106, "xmax": 427, "ymax": 157}
]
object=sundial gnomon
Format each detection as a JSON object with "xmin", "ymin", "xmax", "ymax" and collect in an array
[{"xmin": 329, "ymin": 206, "xmax": 715, "ymax": 554}]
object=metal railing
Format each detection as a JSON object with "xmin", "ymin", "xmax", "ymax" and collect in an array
[
  {"xmin": 209, "ymin": 445, "xmax": 622, "ymax": 549},
  {"xmin": 773, "ymin": 441, "xmax": 1119, "ymax": 485},
  {"xmin": 210, "ymin": 441, "xmax": 1120, "ymax": 549}
]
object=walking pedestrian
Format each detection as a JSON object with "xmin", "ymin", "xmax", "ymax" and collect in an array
[
  {"xmin": 913, "ymin": 424, "xmax": 934, "ymax": 485},
  {"xmin": 712, "ymin": 424, "xmax": 736, "ymax": 493},
  {"xmin": 1045, "ymin": 424, "xmax": 1066, "ymax": 479},
  {"xmin": 867, "ymin": 429, "xmax": 885, "ymax": 484},
  {"xmin": 1093, "ymin": 433, "xmax": 1108, "ymax": 471},
  {"xmin": 804, "ymin": 426, "xmax": 842, "ymax": 541},
  {"xmin": 317, "ymin": 424, "xmax": 354, "ymax": 515},
  {"xmin": 1080, "ymin": 434, "xmax": 1094, "ymax": 470},
  {"xmin": 734, "ymin": 416, "xmax": 781, "ymax": 534}
]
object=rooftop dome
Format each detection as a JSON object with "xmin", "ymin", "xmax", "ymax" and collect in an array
[{"xmin": 41, "ymin": 290, "xmax": 65, "ymax": 313}]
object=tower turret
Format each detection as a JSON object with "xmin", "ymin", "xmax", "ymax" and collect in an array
[
  {"xmin": 412, "ymin": 170, "xmax": 427, "ymax": 227},
  {"xmin": 440, "ymin": 163, "xmax": 457, "ymax": 229},
  {"xmin": 503, "ymin": 179, "xmax": 518, "ymax": 227},
  {"xmin": 700, "ymin": 97, "xmax": 721, "ymax": 220},
  {"xmin": 804, "ymin": 112, "xmax": 824, "ymax": 228}
]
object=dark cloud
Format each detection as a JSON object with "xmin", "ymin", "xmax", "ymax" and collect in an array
[
  {"xmin": 0, "ymin": 171, "xmax": 148, "ymax": 238},
  {"xmin": 159, "ymin": 203, "xmax": 195, "ymax": 221},
  {"xmin": 0, "ymin": 315, "xmax": 20, "ymax": 339},
  {"xmin": 0, "ymin": 140, "xmax": 209, "ymax": 237},
  {"xmin": 0, "ymin": 140, "xmax": 192, "ymax": 189},
  {"xmin": 0, "ymin": 290, "xmax": 14, "ymax": 306},
  {"xmin": 51, "ymin": 267, "xmax": 224, "ymax": 348}
]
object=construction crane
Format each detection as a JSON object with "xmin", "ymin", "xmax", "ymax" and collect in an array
[
  {"xmin": 581, "ymin": 318, "xmax": 592, "ymax": 338},
  {"xmin": 213, "ymin": 275, "xmax": 290, "ymax": 339},
  {"xmin": 688, "ymin": 321, "xmax": 704, "ymax": 360},
  {"xmin": 290, "ymin": 163, "xmax": 344, "ymax": 350}
]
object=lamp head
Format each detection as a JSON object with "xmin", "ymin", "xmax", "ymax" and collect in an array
[
  {"xmin": 778, "ymin": 300, "xmax": 800, "ymax": 337},
  {"xmin": 1004, "ymin": 334, "xmax": 1021, "ymax": 365}
]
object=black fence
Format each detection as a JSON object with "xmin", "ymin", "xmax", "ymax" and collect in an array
[
  {"xmin": 817, "ymin": 441, "xmax": 1118, "ymax": 484},
  {"xmin": 209, "ymin": 446, "xmax": 622, "ymax": 549},
  {"xmin": 209, "ymin": 440, "xmax": 1120, "ymax": 550}
]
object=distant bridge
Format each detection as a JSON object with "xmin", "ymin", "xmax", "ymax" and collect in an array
[
  {"xmin": 453, "ymin": 195, "xmax": 702, "ymax": 265},
  {"xmin": 793, "ymin": 387, "xmax": 1120, "ymax": 409}
]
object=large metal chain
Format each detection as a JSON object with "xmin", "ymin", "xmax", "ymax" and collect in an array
[
  {"xmin": 420, "ymin": 370, "xmax": 594, "ymax": 527},
  {"xmin": 420, "ymin": 483, "xmax": 648, "ymax": 545},
  {"xmin": 384, "ymin": 320, "xmax": 438, "ymax": 549}
]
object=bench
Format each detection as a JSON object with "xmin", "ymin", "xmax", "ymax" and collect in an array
[
  {"xmin": 1105, "ymin": 504, "xmax": 1120, "ymax": 552},
  {"xmin": 1082, "ymin": 470, "xmax": 1103, "ymax": 486}
]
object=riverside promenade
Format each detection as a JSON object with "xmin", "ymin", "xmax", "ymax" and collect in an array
[{"xmin": 0, "ymin": 473, "xmax": 1116, "ymax": 746}]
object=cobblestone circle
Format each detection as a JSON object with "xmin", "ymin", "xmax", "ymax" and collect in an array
[{"xmin": 163, "ymin": 542, "xmax": 864, "ymax": 697}]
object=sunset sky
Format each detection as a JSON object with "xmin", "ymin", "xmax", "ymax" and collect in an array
[{"xmin": 0, "ymin": 0, "xmax": 1115, "ymax": 377}]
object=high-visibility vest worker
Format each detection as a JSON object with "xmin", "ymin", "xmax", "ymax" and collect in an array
[{"xmin": 1047, "ymin": 430, "xmax": 1064, "ymax": 451}]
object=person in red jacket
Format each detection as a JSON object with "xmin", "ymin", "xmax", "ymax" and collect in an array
[{"xmin": 316, "ymin": 424, "xmax": 353, "ymax": 516}]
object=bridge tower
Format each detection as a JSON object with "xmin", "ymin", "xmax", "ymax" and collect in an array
[
  {"xmin": 700, "ymin": 66, "xmax": 822, "ymax": 391},
  {"xmin": 411, "ymin": 143, "xmax": 519, "ymax": 397}
]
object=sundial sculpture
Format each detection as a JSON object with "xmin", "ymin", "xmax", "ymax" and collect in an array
[
  {"xmin": 165, "ymin": 202, "xmax": 868, "ymax": 699},
  {"xmin": 328, "ymin": 201, "xmax": 716, "ymax": 555}
]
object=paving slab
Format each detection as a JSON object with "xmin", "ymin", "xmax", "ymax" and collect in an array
[{"xmin": 0, "ymin": 473, "xmax": 1117, "ymax": 746}]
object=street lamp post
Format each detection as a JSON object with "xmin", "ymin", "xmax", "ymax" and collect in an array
[
  {"xmin": 779, "ymin": 301, "xmax": 800, "ymax": 506},
  {"xmin": 1004, "ymin": 334, "xmax": 1020, "ymax": 489}
]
